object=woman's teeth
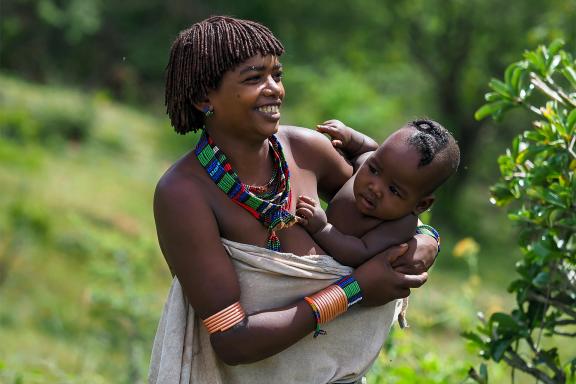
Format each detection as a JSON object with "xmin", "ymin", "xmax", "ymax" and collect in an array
[{"xmin": 257, "ymin": 105, "xmax": 279, "ymax": 113}]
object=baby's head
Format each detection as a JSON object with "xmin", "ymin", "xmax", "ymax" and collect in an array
[{"xmin": 353, "ymin": 119, "xmax": 460, "ymax": 220}]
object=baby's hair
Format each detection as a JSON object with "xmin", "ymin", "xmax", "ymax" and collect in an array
[
  {"xmin": 406, "ymin": 119, "xmax": 460, "ymax": 172},
  {"xmin": 165, "ymin": 16, "xmax": 285, "ymax": 134}
]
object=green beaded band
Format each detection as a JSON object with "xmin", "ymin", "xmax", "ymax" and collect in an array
[
  {"xmin": 335, "ymin": 275, "xmax": 363, "ymax": 307},
  {"xmin": 416, "ymin": 224, "xmax": 440, "ymax": 253}
]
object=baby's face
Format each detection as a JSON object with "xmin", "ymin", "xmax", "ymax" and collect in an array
[{"xmin": 352, "ymin": 129, "xmax": 438, "ymax": 220}]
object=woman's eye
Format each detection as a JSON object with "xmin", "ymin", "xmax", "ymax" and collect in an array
[
  {"xmin": 246, "ymin": 76, "xmax": 260, "ymax": 82},
  {"xmin": 273, "ymin": 71, "xmax": 284, "ymax": 81}
]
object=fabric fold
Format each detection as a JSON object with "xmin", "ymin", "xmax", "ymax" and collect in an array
[{"xmin": 149, "ymin": 239, "xmax": 401, "ymax": 384}]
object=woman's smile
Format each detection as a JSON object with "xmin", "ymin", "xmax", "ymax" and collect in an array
[{"xmin": 255, "ymin": 103, "xmax": 281, "ymax": 122}]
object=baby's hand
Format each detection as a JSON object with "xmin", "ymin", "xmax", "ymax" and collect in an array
[
  {"xmin": 316, "ymin": 119, "xmax": 353, "ymax": 149},
  {"xmin": 295, "ymin": 195, "xmax": 328, "ymax": 234}
]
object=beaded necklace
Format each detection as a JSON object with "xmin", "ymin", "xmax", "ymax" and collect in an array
[{"xmin": 194, "ymin": 130, "xmax": 296, "ymax": 251}]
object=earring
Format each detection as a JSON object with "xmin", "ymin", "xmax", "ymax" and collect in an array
[{"xmin": 203, "ymin": 105, "xmax": 214, "ymax": 118}]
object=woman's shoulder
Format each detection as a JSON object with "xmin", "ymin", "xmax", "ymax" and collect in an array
[
  {"xmin": 278, "ymin": 125, "xmax": 339, "ymax": 163},
  {"xmin": 154, "ymin": 152, "xmax": 209, "ymax": 209},
  {"xmin": 278, "ymin": 125, "xmax": 327, "ymax": 146}
]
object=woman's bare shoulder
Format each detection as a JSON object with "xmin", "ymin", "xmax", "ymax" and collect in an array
[{"xmin": 154, "ymin": 152, "xmax": 209, "ymax": 211}]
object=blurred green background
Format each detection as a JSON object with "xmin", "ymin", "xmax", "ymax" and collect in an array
[{"xmin": 1, "ymin": 1, "xmax": 574, "ymax": 383}]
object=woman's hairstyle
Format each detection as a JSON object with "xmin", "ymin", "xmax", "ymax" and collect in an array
[{"xmin": 165, "ymin": 16, "xmax": 285, "ymax": 134}]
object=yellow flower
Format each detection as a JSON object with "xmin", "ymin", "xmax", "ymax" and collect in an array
[{"xmin": 452, "ymin": 237, "xmax": 480, "ymax": 258}]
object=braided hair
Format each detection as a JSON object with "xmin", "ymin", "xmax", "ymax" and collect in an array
[
  {"xmin": 407, "ymin": 119, "xmax": 460, "ymax": 172},
  {"xmin": 165, "ymin": 16, "xmax": 285, "ymax": 134}
]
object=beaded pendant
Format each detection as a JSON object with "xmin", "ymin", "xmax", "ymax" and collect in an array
[{"xmin": 194, "ymin": 130, "xmax": 296, "ymax": 251}]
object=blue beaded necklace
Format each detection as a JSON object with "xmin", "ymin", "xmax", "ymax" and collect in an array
[{"xmin": 195, "ymin": 130, "xmax": 296, "ymax": 251}]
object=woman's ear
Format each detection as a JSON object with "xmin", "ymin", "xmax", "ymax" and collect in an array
[
  {"xmin": 413, "ymin": 195, "xmax": 435, "ymax": 215},
  {"xmin": 193, "ymin": 98, "xmax": 211, "ymax": 113}
]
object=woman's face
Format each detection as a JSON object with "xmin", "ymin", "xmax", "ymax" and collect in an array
[{"xmin": 206, "ymin": 54, "xmax": 285, "ymax": 140}]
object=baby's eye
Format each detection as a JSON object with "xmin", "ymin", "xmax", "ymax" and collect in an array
[
  {"xmin": 368, "ymin": 164, "xmax": 379, "ymax": 175},
  {"xmin": 389, "ymin": 185, "xmax": 401, "ymax": 197}
]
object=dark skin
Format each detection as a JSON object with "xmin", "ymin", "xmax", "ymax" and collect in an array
[
  {"xmin": 154, "ymin": 54, "xmax": 437, "ymax": 365},
  {"xmin": 297, "ymin": 124, "xmax": 445, "ymax": 267}
]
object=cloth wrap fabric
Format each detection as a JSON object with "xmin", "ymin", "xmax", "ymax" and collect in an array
[{"xmin": 148, "ymin": 239, "xmax": 402, "ymax": 384}]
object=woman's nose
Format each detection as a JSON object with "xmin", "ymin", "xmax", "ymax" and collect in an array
[{"xmin": 262, "ymin": 76, "xmax": 281, "ymax": 97}]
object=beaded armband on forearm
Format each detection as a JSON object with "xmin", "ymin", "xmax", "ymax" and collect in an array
[
  {"xmin": 304, "ymin": 275, "xmax": 364, "ymax": 337},
  {"xmin": 416, "ymin": 224, "xmax": 441, "ymax": 254}
]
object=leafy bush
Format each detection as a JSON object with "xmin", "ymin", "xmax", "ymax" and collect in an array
[
  {"xmin": 0, "ymin": 76, "xmax": 94, "ymax": 145},
  {"xmin": 465, "ymin": 40, "xmax": 575, "ymax": 383}
]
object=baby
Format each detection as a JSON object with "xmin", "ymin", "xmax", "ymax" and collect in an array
[{"xmin": 296, "ymin": 119, "xmax": 460, "ymax": 325}]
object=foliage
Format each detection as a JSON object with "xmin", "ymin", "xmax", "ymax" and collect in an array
[
  {"xmin": 0, "ymin": 77, "xmax": 94, "ymax": 146},
  {"xmin": 465, "ymin": 41, "xmax": 576, "ymax": 383}
]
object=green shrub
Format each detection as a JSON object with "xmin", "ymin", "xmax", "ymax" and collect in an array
[
  {"xmin": 465, "ymin": 40, "xmax": 575, "ymax": 384},
  {"xmin": 0, "ymin": 77, "xmax": 94, "ymax": 146}
]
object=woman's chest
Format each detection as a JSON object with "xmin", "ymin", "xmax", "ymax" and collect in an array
[{"xmin": 209, "ymin": 159, "xmax": 324, "ymax": 254}]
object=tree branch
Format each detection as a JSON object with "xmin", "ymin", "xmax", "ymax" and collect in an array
[
  {"xmin": 502, "ymin": 350, "xmax": 556, "ymax": 384},
  {"xmin": 527, "ymin": 291, "xmax": 576, "ymax": 318}
]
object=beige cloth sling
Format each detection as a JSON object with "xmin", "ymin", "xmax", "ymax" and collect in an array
[{"xmin": 149, "ymin": 239, "xmax": 402, "ymax": 384}]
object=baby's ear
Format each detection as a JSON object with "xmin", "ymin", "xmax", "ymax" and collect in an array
[{"xmin": 413, "ymin": 195, "xmax": 435, "ymax": 215}]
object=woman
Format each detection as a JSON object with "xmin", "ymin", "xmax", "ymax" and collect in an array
[{"xmin": 149, "ymin": 16, "xmax": 438, "ymax": 384}]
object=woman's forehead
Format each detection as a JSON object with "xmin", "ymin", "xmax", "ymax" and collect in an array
[{"xmin": 236, "ymin": 54, "xmax": 282, "ymax": 70}]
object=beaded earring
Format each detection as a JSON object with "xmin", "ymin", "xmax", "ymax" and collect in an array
[{"xmin": 203, "ymin": 105, "xmax": 214, "ymax": 118}]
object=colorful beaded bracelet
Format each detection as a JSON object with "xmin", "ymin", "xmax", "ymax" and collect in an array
[
  {"xmin": 304, "ymin": 275, "xmax": 363, "ymax": 338},
  {"xmin": 416, "ymin": 224, "xmax": 441, "ymax": 254}
]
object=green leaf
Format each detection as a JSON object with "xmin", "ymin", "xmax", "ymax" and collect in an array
[
  {"xmin": 548, "ymin": 39, "xmax": 565, "ymax": 56},
  {"xmin": 562, "ymin": 67, "xmax": 576, "ymax": 89},
  {"xmin": 462, "ymin": 331, "xmax": 486, "ymax": 347},
  {"xmin": 489, "ymin": 79, "xmax": 513, "ymax": 99},
  {"xmin": 532, "ymin": 271, "xmax": 550, "ymax": 287},
  {"xmin": 475, "ymin": 100, "xmax": 512, "ymax": 121},
  {"xmin": 491, "ymin": 338, "xmax": 513, "ymax": 362},
  {"xmin": 490, "ymin": 312, "xmax": 522, "ymax": 333},
  {"xmin": 484, "ymin": 92, "xmax": 500, "ymax": 102},
  {"xmin": 567, "ymin": 108, "xmax": 576, "ymax": 132}
]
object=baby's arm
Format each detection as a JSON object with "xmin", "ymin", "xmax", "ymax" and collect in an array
[
  {"xmin": 316, "ymin": 120, "xmax": 378, "ymax": 170},
  {"xmin": 296, "ymin": 195, "xmax": 417, "ymax": 267}
]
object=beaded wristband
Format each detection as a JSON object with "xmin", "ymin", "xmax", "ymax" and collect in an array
[
  {"xmin": 334, "ymin": 275, "xmax": 363, "ymax": 307},
  {"xmin": 304, "ymin": 275, "xmax": 363, "ymax": 338},
  {"xmin": 202, "ymin": 302, "xmax": 246, "ymax": 334},
  {"xmin": 416, "ymin": 224, "xmax": 441, "ymax": 254},
  {"xmin": 304, "ymin": 296, "xmax": 326, "ymax": 337}
]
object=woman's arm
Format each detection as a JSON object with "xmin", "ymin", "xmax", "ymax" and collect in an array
[{"xmin": 154, "ymin": 175, "xmax": 317, "ymax": 365}]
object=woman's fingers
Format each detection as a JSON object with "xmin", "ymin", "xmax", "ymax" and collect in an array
[{"xmin": 396, "ymin": 271, "xmax": 428, "ymax": 289}]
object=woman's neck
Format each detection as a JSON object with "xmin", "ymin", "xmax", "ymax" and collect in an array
[{"xmin": 205, "ymin": 128, "xmax": 273, "ymax": 186}]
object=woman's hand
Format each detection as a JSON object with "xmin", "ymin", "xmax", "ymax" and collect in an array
[
  {"xmin": 390, "ymin": 234, "xmax": 439, "ymax": 275},
  {"xmin": 352, "ymin": 244, "xmax": 428, "ymax": 306}
]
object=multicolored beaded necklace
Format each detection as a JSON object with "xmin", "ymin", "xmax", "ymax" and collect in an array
[{"xmin": 194, "ymin": 129, "xmax": 296, "ymax": 251}]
